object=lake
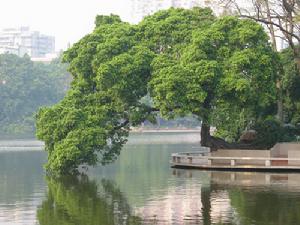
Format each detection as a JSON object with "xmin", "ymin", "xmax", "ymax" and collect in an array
[{"xmin": 1, "ymin": 132, "xmax": 300, "ymax": 225}]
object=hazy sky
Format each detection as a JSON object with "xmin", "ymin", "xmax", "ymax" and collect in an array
[{"xmin": 0, "ymin": 0, "xmax": 133, "ymax": 50}]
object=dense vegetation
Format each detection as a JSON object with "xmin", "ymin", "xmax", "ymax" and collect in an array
[
  {"xmin": 280, "ymin": 48, "xmax": 300, "ymax": 124},
  {"xmin": 0, "ymin": 54, "xmax": 70, "ymax": 137},
  {"xmin": 36, "ymin": 7, "xmax": 300, "ymax": 175}
]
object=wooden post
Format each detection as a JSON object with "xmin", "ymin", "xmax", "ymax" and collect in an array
[{"xmin": 265, "ymin": 160, "xmax": 271, "ymax": 167}]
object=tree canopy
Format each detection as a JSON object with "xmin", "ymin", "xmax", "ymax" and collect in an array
[
  {"xmin": 150, "ymin": 16, "xmax": 278, "ymax": 145},
  {"xmin": 36, "ymin": 8, "xmax": 279, "ymax": 175},
  {"xmin": 215, "ymin": 0, "xmax": 300, "ymax": 123},
  {"xmin": 36, "ymin": 14, "xmax": 157, "ymax": 175}
]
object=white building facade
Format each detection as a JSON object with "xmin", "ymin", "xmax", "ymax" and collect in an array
[{"xmin": 0, "ymin": 27, "xmax": 55, "ymax": 58}]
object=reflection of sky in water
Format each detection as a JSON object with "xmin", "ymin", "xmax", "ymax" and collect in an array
[
  {"xmin": 1, "ymin": 134, "xmax": 300, "ymax": 224},
  {"xmin": 0, "ymin": 151, "xmax": 46, "ymax": 225},
  {"xmin": 210, "ymin": 191, "xmax": 234, "ymax": 224},
  {"xmin": 128, "ymin": 171, "xmax": 235, "ymax": 224},
  {"xmin": 133, "ymin": 183, "xmax": 203, "ymax": 224}
]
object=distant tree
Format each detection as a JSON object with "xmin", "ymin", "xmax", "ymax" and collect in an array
[{"xmin": 0, "ymin": 54, "xmax": 69, "ymax": 136}]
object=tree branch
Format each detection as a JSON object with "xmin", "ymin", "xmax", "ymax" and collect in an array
[{"xmin": 239, "ymin": 14, "xmax": 300, "ymax": 43}]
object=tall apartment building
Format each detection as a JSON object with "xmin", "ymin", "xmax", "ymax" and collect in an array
[{"xmin": 0, "ymin": 27, "xmax": 55, "ymax": 58}]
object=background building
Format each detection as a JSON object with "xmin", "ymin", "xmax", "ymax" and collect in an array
[{"xmin": 0, "ymin": 27, "xmax": 55, "ymax": 58}]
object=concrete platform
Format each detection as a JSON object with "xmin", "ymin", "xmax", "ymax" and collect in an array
[
  {"xmin": 171, "ymin": 149, "xmax": 300, "ymax": 172},
  {"xmin": 171, "ymin": 162, "xmax": 300, "ymax": 172}
]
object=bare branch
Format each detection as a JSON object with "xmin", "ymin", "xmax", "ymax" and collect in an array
[{"xmin": 239, "ymin": 14, "xmax": 300, "ymax": 43}]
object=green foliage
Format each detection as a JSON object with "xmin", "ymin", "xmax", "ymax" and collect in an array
[
  {"xmin": 254, "ymin": 117, "xmax": 283, "ymax": 148},
  {"xmin": 0, "ymin": 54, "xmax": 70, "ymax": 137},
  {"xmin": 150, "ymin": 16, "xmax": 278, "ymax": 140},
  {"xmin": 138, "ymin": 7, "xmax": 215, "ymax": 54},
  {"xmin": 253, "ymin": 117, "xmax": 299, "ymax": 149},
  {"xmin": 280, "ymin": 48, "xmax": 300, "ymax": 124},
  {"xmin": 212, "ymin": 104, "xmax": 251, "ymax": 142},
  {"xmin": 143, "ymin": 8, "xmax": 216, "ymax": 119},
  {"xmin": 95, "ymin": 14, "xmax": 122, "ymax": 27},
  {"xmin": 37, "ymin": 16, "xmax": 157, "ymax": 176},
  {"xmin": 281, "ymin": 48, "xmax": 300, "ymax": 101}
]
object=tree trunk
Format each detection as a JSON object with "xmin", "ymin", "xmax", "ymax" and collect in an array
[
  {"xmin": 200, "ymin": 93, "xmax": 213, "ymax": 147},
  {"xmin": 200, "ymin": 121, "xmax": 211, "ymax": 147}
]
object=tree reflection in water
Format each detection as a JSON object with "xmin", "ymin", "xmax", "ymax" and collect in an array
[
  {"xmin": 37, "ymin": 175, "xmax": 141, "ymax": 225},
  {"xmin": 37, "ymin": 170, "xmax": 300, "ymax": 225}
]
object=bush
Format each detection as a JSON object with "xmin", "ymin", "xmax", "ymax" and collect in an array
[{"xmin": 253, "ymin": 117, "xmax": 299, "ymax": 149}]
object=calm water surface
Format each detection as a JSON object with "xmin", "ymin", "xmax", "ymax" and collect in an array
[{"xmin": 1, "ymin": 132, "xmax": 300, "ymax": 225}]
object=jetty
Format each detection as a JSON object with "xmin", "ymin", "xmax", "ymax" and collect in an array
[{"xmin": 171, "ymin": 143, "xmax": 300, "ymax": 172}]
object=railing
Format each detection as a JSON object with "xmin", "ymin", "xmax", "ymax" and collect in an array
[{"xmin": 171, "ymin": 152, "xmax": 300, "ymax": 167}]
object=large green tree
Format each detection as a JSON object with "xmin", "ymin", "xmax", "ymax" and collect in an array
[
  {"xmin": 36, "ymin": 9, "xmax": 278, "ymax": 175},
  {"xmin": 149, "ymin": 16, "xmax": 278, "ymax": 147},
  {"xmin": 36, "ymin": 9, "xmax": 216, "ymax": 175}
]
